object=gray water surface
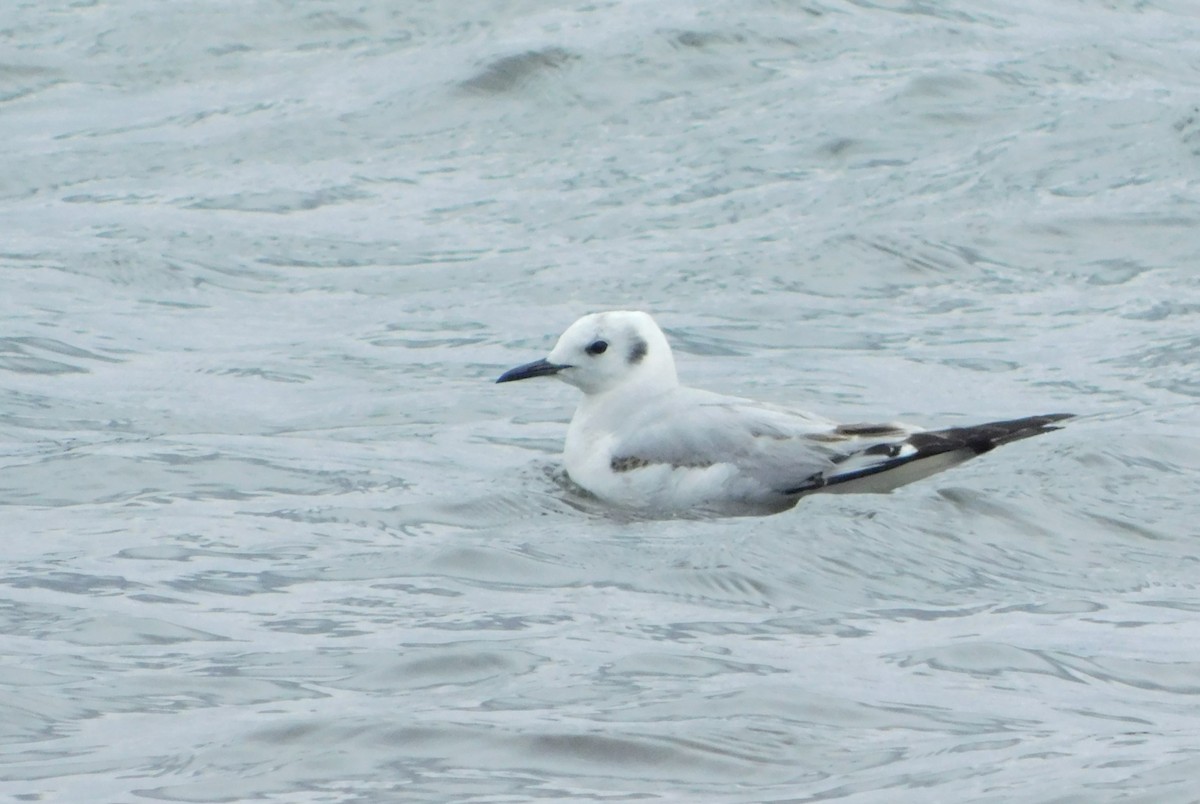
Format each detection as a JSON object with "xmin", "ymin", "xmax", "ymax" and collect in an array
[{"xmin": 3, "ymin": 1, "xmax": 1200, "ymax": 801}]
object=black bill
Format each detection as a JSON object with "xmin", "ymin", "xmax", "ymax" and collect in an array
[{"xmin": 496, "ymin": 358, "xmax": 569, "ymax": 384}]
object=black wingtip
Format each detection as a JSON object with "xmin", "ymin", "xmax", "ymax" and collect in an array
[
  {"xmin": 782, "ymin": 412, "xmax": 1075, "ymax": 497},
  {"xmin": 911, "ymin": 413, "xmax": 1076, "ymax": 452}
]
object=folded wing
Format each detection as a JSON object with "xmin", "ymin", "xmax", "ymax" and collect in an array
[
  {"xmin": 609, "ymin": 391, "xmax": 1072, "ymax": 504},
  {"xmin": 782, "ymin": 413, "xmax": 1075, "ymax": 496}
]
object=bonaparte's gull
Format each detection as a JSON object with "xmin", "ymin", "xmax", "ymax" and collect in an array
[{"xmin": 497, "ymin": 311, "xmax": 1072, "ymax": 517}]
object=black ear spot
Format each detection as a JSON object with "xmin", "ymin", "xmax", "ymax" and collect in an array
[
  {"xmin": 628, "ymin": 337, "xmax": 648, "ymax": 365},
  {"xmin": 585, "ymin": 340, "xmax": 608, "ymax": 356}
]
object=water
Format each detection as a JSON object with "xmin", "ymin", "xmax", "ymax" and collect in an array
[{"xmin": 3, "ymin": 0, "xmax": 1200, "ymax": 801}]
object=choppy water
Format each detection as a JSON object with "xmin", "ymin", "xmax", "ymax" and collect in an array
[{"xmin": 3, "ymin": 1, "xmax": 1200, "ymax": 801}]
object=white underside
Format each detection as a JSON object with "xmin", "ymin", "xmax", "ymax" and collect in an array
[{"xmin": 805, "ymin": 449, "xmax": 975, "ymax": 495}]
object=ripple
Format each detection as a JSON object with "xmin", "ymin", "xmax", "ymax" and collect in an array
[
  {"xmin": 185, "ymin": 185, "xmax": 372, "ymax": 214},
  {"xmin": 331, "ymin": 644, "xmax": 544, "ymax": 692},
  {"xmin": 0, "ymin": 336, "xmax": 123, "ymax": 375},
  {"xmin": 459, "ymin": 48, "xmax": 579, "ymax": 94},
  {"xmin": 0, "ymin": 599, "xmax": 228, "ymax": 646},
  {"xmin": 893, "ymin": 641, "xmax": 1085, "ymax": 682}
]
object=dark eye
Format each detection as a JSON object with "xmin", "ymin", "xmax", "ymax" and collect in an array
[{"xmin": 585, "ymin": 340, "xmax": 608, "ymax": 356}]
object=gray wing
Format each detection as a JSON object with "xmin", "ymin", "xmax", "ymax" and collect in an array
[
  {"xmin": 607, "ymin": 388, "xmax": 911, "ymax": 494},
  {"xmin": 610, "ymin": 389, "xmax": 1073, "ymax": 498}
]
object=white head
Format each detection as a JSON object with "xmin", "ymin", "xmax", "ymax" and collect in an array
[{"xmin": 497, "ymin": 310, "xmax": 679, "ymax": 396}]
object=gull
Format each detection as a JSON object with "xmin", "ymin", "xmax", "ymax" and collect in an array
[{"xmin": 497, "ymin": 311, "xmax": 1072, "ymax": 517}]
